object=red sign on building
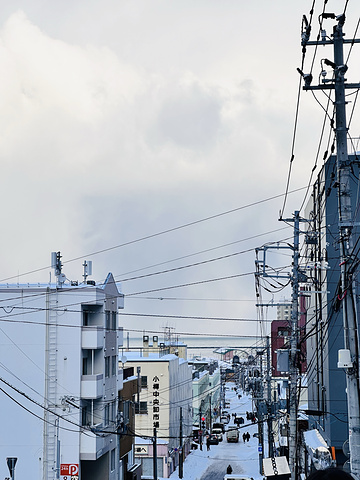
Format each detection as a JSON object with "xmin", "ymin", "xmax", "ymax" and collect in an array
[{"xmin": 61, "ymin": 464, "xmax": 79, "ymax": 476}]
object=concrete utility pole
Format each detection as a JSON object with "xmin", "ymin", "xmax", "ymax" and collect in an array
[
  {"xmin": 256, "ymin": 215, "xmax": 303, "ymax": 478},
  {"xmin": 333, "ymin": 17, "xmax": 360, "ymax": 478},
  {"xmin": 257, "ymin": 351, "xmax": 264, "ymax": 474},
  {"xmin": 266, "ymin": 336, "xmax": 274, "ymax": 458},
  {"xmin": 179, "ymin": 407, "xmax": 183, "ymax": 479},
  {"xmin": 303, "ymin": 13, "xmax": 360, "ymax": 478},
  {"xmin": 278, "ymin": 211, "xmax": 301, "ymax": 480},
  {"xmin": 153, "ymin": 427, "xmax": 158, "ymax": 480},
  {"xmin": 290, "ymin": 211, "xmax": 300, "ymax": 480}
]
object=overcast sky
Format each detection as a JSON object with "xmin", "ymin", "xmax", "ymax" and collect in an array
[{"xmin": 1, "ymin": 0, "xmax": 360, "ymax": 341}]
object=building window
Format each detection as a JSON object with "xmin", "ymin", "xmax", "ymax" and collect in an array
[
  {"xmin": 135, "ymin": 401, "xmax": 148, "ymax": 414},
  {"xmin": 278, "ymin": 328, "xmax": 290, "ymax": 337},
  {"xmin": 112, "ymin": 356, "xmax": 117, "ymax": 376},
  {"xmin": 111, "ymin": 448, "xmax": 115, "ymax": 471},
  {"xmin": 105, "ymin": 310, "xmax": 110, "ymax": 330},
  {"xmin": 105, "ymin": 403, "xmax": 110, "ymax": 426},
  {"xmin": 105, "ymin": 356, "xmax": 110, "ymax": 378},
  {"xmin": 111, "ymin": 400, "xmax": 116, "ymax": 422},
  {"xmin": 123, "ymin": 400, "xmax": 130, "ymax": 424},
  {"xmin": 83, "ymin": 310, "xmax": 89, "ymax": 326},
  {"xmin": 111, "ymin": 311, "xmax": 117, "ymax": 330},
  {"xmin": 141, "ymin": 376, "xmax": 148, "ymax": 388},
  {"xmin": 82, "ymin": 405, "xmax": 89, "ymax": 426},
  {"xmin": 82, "ymin": 357, "xmax": 88, "ymax": 376}
]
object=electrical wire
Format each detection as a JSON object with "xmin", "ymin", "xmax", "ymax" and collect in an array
[{"xmin": 0, "ymin": 187, "xmax": 308, "ymax": 284}]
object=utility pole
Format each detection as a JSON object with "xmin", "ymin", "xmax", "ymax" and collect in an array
[
  {"xmin": 302, "ymin": 13, "xmax": 360, "ymax": 478},
  {"xmin": 137, "ymin": 366, "xmax": 141, "ymax": 405},
  {"xmin": 179, "ymin": 407, "xmax": 183, "ymax": 479},
  {"xmin": 153, "ymin": 427, "xmax": 158, "ymax": 480},
  {"xmin": 333, "ymin": 17, "xmax": 360, "ymax": 478},
  {"xmin": 209, "ymin": 395, "xmax": 212, "ymax": 432},
  {"xmin": 256, "ymin": 213, "xmax": 303, "ymax": 479},
  {"xmin": 290, "ymin": 211, "xmax": 300, "ymax": 480},
  {"xmin": 266, "ymin": 336, "xmax": 274, "ymax": 458},
  {"xmin": 257, "ymin": 351, "xmax": 264, "ymax": 475},
  {"xmin": 199, "ymin": 407, "xmax": 203, "ymax": 451},
  {"xmin": 278, "ymin": 211, "xmax": 301, "ymax": 480}
]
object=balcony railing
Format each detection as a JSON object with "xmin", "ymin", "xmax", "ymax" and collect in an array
[
  {"xmin": 81, "ymin": 326, "xmax": 104, "ymax": 350},
  {"xmin": 81, "ymin": 373, "xmax": 104, "ymax": 399},
  {"xmin": 80, "ymin": 426, "xmax": 106, "ymax": 460}
]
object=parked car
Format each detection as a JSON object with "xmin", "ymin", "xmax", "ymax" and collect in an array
[
  {"xmin": 207, "ymin": 434, "xmax": 219, "ymax": 445},
  {"xmin": 212, "ymin": 422, "xmax": 225, "ymax": 433},
  {"xmin": 226, "ymin": 428, "xmax": 239, "ymax": 443},
  {"xmin": 211, "ymin": 427, "xmax": 223, "ymax": 442},
  {"xmin": 225, "ymin": 401, "xmax": 231, "ymax": 408},
  {"xmin": 220, "ymin": 415, "xmax": 229, "ymax": 424}
]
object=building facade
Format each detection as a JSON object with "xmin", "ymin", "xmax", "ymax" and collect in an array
[
  {"xmin": 190, "ymin": 360, "xmax": 221, "ymax": 430},
  {"xmin": 118, "ymin": 368, "xmax": 141, "ymax": 480},
  {"xmin": 124, "ymin": 351, "xmax": 192, "ymax": 478},
  {"xmin": 0, "ymin": 271, "xmax": 124, "ymax": 480},
  {"xmin": 304, "ymin": 155, "xmax": 360, "ymax": 463}
]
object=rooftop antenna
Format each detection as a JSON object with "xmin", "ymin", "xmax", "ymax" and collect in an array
[
  {"xmin": 82, "ymin": 260, "xmax": 93, "ymax": 283},
  {"xmin": 51, "ymin": 251, "xmax": 66, "ymax": 287}
]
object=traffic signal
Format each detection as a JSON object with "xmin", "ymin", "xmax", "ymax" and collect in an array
[{"xmin": 201, "ymin": 416, "xmax": 206, "ymax": 429}]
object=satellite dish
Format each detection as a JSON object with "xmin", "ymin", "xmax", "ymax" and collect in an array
[
  {"xmin": 120, "ymin": 356, "xmax": 127, "ymax": 364},
  {"xmin": 58, "ymin": 273, "xmax": 66, "ymax": 284},
  {"xmin": 343, "ymin": 439, "xmax": 350, "ymax": 458}
]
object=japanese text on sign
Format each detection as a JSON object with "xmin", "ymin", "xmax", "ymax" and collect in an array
[{"xmin": 153, "ymin": 376, "xmax": 160, "ymax": 428}]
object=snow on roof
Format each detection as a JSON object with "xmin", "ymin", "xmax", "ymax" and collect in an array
[
  {"xmin": 124, "ymin": 352, "xmax": 179, "ymax": 362},
  {"xmin": 303, "ymin": 429, "xmax": 328, "ymax": 449},
  {"xmin": 135, "ymin": 437, "xmax": 168, "ymax": 445}
]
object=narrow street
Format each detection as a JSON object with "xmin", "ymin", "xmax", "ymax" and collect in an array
[{"xmin": 170, "ymin": 383, "xmax": 263, "ymax": 480}]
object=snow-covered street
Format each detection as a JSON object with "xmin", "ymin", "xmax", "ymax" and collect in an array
[{"xmin": 169, "ymin": 383, "xmax": 263, "ymax": 480}]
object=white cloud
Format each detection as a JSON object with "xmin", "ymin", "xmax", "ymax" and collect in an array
[{"xmin": 0, "ymin": 3, "xmax": 354, "ymax": 339}]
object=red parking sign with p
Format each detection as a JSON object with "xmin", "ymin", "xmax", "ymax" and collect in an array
[{"xmin": 61, "ymin": 464, "xmax": 79, "ymax": 479}]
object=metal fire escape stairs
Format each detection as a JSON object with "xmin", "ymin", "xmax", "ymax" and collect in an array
[{"xmin": 43, "ymin": 289, "xmax": 59, "ymax": 480}]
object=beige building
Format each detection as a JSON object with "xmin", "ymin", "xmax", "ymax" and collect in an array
[{"xmin": 123, "ymin": 350, "xmax": 192, "ymax": 478}]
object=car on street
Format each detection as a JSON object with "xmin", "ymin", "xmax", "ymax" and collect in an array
[
  {"xmin": 207, "ymin": 434, "xmax": 219, "ymax": 445},
  {"xmin": 226, "ymin": 428, "xmax": 239, "ymax": 443},
  {"xmin": 220, "ymin": 415, "xmax": 229, "ymax": 424},
  {"xmin": 212, "ymin": 421, "xmax": 225, "ymax": 433},
  {"xmin": 211, "ymin": 427, "xmax": 223, "ymax": 442}
]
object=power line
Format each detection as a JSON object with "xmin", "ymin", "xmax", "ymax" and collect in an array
[{"xmin": 0, "ymin": 187, "xmax": 308, "ymax": 284}]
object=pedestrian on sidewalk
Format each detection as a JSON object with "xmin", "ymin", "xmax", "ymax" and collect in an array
[
  {"xmin": 206, "ymin": 436, "xmax": 211, "ymax": 451},
  {"xmin": 227, "ymin": 465, "xmax": 233, "ymax": 475},
  {"xmin": 242, "ymin": 432, "xmax": 246, "ymax": 442}
]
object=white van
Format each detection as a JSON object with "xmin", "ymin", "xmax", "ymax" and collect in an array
[{"xmin": 226, "ymin": 428, "xmax": 239, "ymax": 443}]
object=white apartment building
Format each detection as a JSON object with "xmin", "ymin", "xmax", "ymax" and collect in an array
[
  {"xmin": 0, "ymin": 269, "xmax": 124, "ymax": 480},
  {"xmin": 123, "ymin": 347, "xmax": 192, "ymax": 478}
]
